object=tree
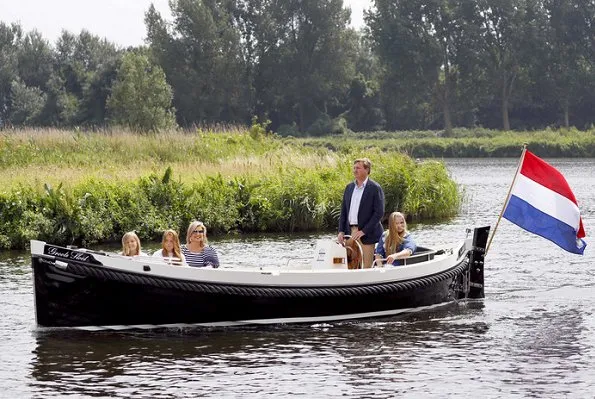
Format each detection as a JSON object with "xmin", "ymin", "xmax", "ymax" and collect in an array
[
  {"xmin": 0, "ymin": 22, "xmax": 22, "ymax": 125},
  {"xmin": 145, "ymin": 0, "xmax": 250, "ymax": 126},
  {"xmin": 343, "ymin": 32, "xmax": 385, "ymax": 131},
  {"xmin": 48, "ymin": 30, "xmax": 121, "ymax": 126},
  {"xmin": 542, "ymin": 0, "xmax": 594, "ymax": 127},
  {"xmin": 367, "ymin": 0, "xmax": 443, "ymax": 130},
  {"xmin": 8, "ymin": 79, "xmax": 46, "ymax": 125},
  {"xmin": 106, "ymin": 52, "xmax": 177, "ymax": 132},
  {"xmin": 16, "ymin": 30, "xmax": 54, "ymax": 92},
  {"xmin": 249, "ymin": 0, "xmax": 357, "ymax": 132},
  {"xmin": 474, "ymin": 0, "xmax": 535, "ymax": 130}
]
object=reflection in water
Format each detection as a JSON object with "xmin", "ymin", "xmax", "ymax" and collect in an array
[{"xmin": 30, "ymin": 303, "xmax": 489, "ymax": 398}]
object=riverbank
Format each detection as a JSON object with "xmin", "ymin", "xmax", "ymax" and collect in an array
[
  {"xmin": 0, "ymin": 128, "xmax": 461, "ymax": 249},
  {"xmin": 293, "ymin": 127, "xmax": 595, "ymax": 158}
]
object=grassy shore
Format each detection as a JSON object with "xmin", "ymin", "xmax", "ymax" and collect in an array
[
  {"xmin": 0, "ymin": 127, "xmax": 462, "ymax": 249},
  {"xmin": 292, "ymin": 127, "xmax": 595, "ymax": 158},
  {"xmin": 3, "ymin": 126, "xmax": 593, "ymax": 190}
]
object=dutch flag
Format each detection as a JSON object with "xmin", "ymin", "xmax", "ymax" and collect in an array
[{"xmin": 503, "ymin": 150, "xmax": 587, "ymax": 255}]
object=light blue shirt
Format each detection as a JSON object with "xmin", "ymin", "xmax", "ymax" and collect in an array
[
  {"xmin": 375, "ymin": 231, "xmax": 417, "ymax": 266},
  {"xmin": 348, "ymin": 178, "xmax": 368, "ymax": 225}
]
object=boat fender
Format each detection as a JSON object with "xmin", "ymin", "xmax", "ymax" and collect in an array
[{"xmin": 54, "ymin": 260, "xmax": 68, "ymax": 270}]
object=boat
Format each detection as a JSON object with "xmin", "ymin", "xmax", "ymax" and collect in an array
[{"xmin": 30, "ymin": 226, "xmax": 490, "ymax": 329}]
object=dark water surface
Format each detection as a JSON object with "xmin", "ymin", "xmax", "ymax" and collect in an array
[{"xmin": 1, "ymin": 159, "xmax": 594, "ymax": 398}]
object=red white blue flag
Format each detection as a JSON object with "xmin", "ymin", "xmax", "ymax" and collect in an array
[{"xmin": 503, "ymin": 150, "xmax": 586, "ymax": 254}]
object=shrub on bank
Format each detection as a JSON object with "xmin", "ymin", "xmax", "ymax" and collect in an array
[{"xmin": 0, "ymin": 158, "xmax": 460, "ymax": 250}]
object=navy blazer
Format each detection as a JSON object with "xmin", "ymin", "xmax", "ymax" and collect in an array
[{"xmin": 338, "ymin": 178, "xmax": 385, "ymax": 245}]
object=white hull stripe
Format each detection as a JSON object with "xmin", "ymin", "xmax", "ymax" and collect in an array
[{"xmin": 36, "ymin": 301, "xmax": 460, "ymax": 331}]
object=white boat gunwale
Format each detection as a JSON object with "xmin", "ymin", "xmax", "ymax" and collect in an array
[{"xmin": 30, "ymin": 238, "xmax": 470, "ymax": 288}]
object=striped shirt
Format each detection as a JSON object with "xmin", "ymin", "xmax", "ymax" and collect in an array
[{"xmin": 181, "ymin": 245, "xmax": 220, "ymax": 268}]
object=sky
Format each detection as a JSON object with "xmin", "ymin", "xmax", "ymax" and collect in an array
[{"xmin": 0, "ymin": 0, "xmax": 372, "ymax": 47}]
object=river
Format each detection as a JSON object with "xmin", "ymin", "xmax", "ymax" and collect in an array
[{"xmin": 1, "ymin": 158, "xmax": 594, "ymax": 398}]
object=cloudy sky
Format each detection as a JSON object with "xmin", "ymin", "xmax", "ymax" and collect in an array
[{"xmin": 0, "ymin": 0, "xmax": 372, "ymax": 47}]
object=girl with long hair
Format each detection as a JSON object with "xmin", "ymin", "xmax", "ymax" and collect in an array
[
  {"xmin": 374, "ymin": 212, "xmax": 417, "ymax": 266},
  {"xmin": 153, "ymin": 229, "xmax": 185, "ymax": 265},
  {"xmin": 121, "ymin": 231, "xmax": 143, "ymax": 256}
]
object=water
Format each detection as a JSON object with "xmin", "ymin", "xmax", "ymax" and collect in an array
[{"xmin": 1, "ymin": 158, "xmax": 594, "ymax": 398}]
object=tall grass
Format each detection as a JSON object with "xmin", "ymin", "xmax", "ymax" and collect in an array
[
  {"xmin": 295, "ymin": 127, "xmax": 595, "ymax": 157},
  {"xmin": 0, "ymin": 127, "xmax": 337, "ymax": 190},
  {"xmin": 0, "ymin": 128, "xmax": 461, "ymax": 249}
]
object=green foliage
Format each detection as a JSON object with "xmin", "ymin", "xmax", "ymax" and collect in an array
[
  {"xmin": 403, "ymin": 161, "xmax": 461, "ymax": 220},
  {"xmin": 295, "ymin": 128, "xmax": 595, "ymax": 157},
  {"xmin": 276, "ymin": 123, "xmax": 300, "ymax": 137},
  {"xmin": 238, "ymin": 0, "xmax": 358, "ymax": 133},
  {"xmin": 2, "ymin": 2, "xmax": 595, "ymax": 133},
  {"xmin": 39, "ymin": 182, "xmax": 81, "ymax": 244},
  {"xmin": 107, "ymin": 52, "xmax": 177, "ymax": 132},
  {"xmin": 0, "ymin": 145, "xmax": 462, "ymax": 249},
  {"xmin": 306, "ymin": 114, "xmax": 333, "ymax": 136},
  {"xmin": 52, "ymin": 30, "xmax": 121, "ymax": 126},
  {"xmin": 16, "ymin": 31, "xmax": 53, "ymax": 91},
  {"xmin": 8, "ymin": 79, "xmax": 46, "ymax": 125},
  {"xmin": 181, "ymin": 175, "xmax": 241, "ymax": 234},
  {"xmin": 249, "ymin": 116, "xmax": 271, "ymax": 140},
  {"xmin": 14, "ymin": 127, "xmax": 595, "ymax": 250},
  {"xmin": 0, "ymin": 22, "xmax": 22, "ymax": 124},
  {"xmin": 0, "ymin": 186, "xmax": 41, "ymax": 248},
  {"xmin": 248, "ymin": 169, "xmax": 329, "ymax": 232},
  {"xmin": 145, "ymin": 1, "xmax": 250, "ymax": 126},
  {"xmin": 374, "ymin": 154, "xmax": 416, "ymax": 213}
]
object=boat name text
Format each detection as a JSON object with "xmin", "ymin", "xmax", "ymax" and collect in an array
[{"xmin": 47, "ymin": 247, "xmax": 91, "ymax": 262}]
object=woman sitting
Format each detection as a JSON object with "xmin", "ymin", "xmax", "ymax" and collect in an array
[
  {"xmin": 153, "ymin": 229, "xmax": 185, "ymax": 265},
  {"xmin": 181, "ymin": 221, "xmax": 220, "ymax": 268},
  {"xmin": 374, "ymin": 212, "xmax": 417, "ymax": 266}
]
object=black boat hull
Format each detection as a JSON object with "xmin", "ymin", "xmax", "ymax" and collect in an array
[
  {"xmin": 31, "ymin": 226, "xmax": 489, "ymax": 328},
  {"xmin": 32, "ymin": 257, "xmax": 467, "ymax": 328}
]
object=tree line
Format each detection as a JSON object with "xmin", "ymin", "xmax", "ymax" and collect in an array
[{"xmin": 0, "ymin": 0, "xmax": 593, "ymax": 134}]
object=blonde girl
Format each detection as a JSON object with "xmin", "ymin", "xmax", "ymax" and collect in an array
[
  {"xmin": 374, "ymin": 212, "xmax": 417, "ymax": 266},
  {"xmin": 121, "ymin": 231, "xmax": 142, "ymax": 256}
]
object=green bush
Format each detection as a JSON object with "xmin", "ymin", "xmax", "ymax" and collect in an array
[
  {"xmin": 403, "ymin": 161, "xmax": 461, "ymax": 220},
  {"xmin": 0, "ymin": 131, "xmax": 468, "ymax": 249}
]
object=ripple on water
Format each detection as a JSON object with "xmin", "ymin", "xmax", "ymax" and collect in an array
[{"xmin": 1, "ymin": 159, "xmax": 595, "ymax": 397}]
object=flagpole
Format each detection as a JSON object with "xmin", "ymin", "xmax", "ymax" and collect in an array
[{"xmin": 484, "ymin": 144, "xmax": 528, "ymax": 256}]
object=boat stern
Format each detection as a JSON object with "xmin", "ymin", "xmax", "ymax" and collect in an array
[{"xmin": 467, "ymin": 226, "xmax": 490, "ymax": 299}]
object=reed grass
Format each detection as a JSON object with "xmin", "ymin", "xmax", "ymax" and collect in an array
[
  {"xmin": 294, "ymin": 127, "xmax": 595, "ymax": 157},
  {"xmin": 0, "ymin": 127, "xmax": 342, "ymax": 190},
  {"xmin": 0, "ymin": 128, "xmax": 464, "ymax": 249}
]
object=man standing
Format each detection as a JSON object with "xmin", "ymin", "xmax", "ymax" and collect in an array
[{"xmin": 338, "ymin": 158, "xmax": 385, "ymax": 268}]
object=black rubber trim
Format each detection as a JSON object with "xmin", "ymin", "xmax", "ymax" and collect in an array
[{"xmin": 54, "ymin": 257, "xmax": 470, "ymax": 298}]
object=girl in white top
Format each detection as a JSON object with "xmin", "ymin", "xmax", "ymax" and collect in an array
[{"xmin": 152, "ymin": 229, "xmax": 185, "ymax": 265}]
